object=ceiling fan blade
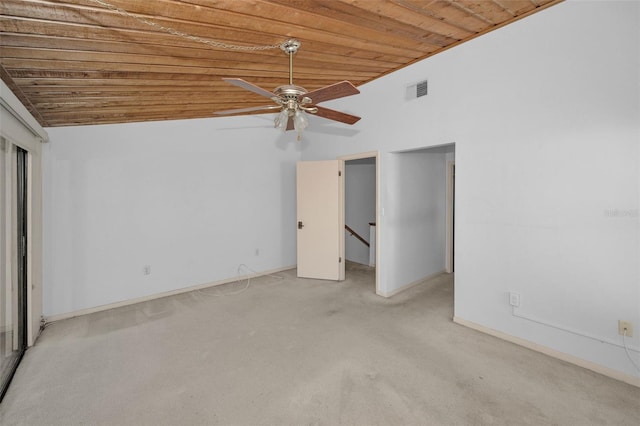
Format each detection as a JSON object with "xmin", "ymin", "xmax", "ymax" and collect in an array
[
  {"xmin": 313, "ymin": 106, "xmax": 361, "ymax": 125},
  {"xmin": 222, "ymin": 78, "xmax": 276, "ymax": 99},
  {"xmin": 301, "ymin": 81, "xmax": 360, "ymax": 105},
  {"xmin": 214, "ymin": 105, "xmax": 281, "ymax": 116}
]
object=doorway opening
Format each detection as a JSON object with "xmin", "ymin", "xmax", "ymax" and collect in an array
[
  {"xmin": 0, "ymin": 144, "xmax": 29, "ymax": 401},
  {"xmin": 340, "ymin": 152, "xmax": 378, "ymax": 294},
  {"xmin": 387, "ymin": 143, "xmax": 455, "ymax": 297}
]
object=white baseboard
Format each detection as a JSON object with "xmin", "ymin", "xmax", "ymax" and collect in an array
[
  {"xmin": 45, "ymin": 265, "xmax": 296, "ymax": 324},
  {"xmin": 378, "ymin": 270, "xmax": 446, "ymax": 298},
  {"xmin": 453, "ymin": 316, "xmax": 640, "ymax": 388}
]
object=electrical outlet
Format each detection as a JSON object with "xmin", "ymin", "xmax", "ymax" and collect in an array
[
  {"xmin": 618, "ymin": 320, "xmax": 633, "ymax": 337},
  {"xmin": 509, "ymin": 292, "xmax": 521, "ymax": 307}
]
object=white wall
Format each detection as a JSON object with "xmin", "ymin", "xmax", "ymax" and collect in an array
[
  {"xmin": 385, "ymin": 149, "xmax": 448, "ymax": 294},
  {"xmin": 300, "ymin": 1, "xmax": 640, "ymax": 379},
  {"xmin": 43, "ymin": 117, "xmax": 300, "ymax": 317},
  {"xmin": 344, "ymin": 161, "xmax": 375, "ymax": 265}
]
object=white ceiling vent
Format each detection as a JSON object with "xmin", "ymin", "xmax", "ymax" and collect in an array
[
  {"xmin": 405, "ymin": 79, "xmax": 428, "ymax": 101},
  {"xmin": 416, "ymin": 80, "xmax": 428, "ymax": 98}
]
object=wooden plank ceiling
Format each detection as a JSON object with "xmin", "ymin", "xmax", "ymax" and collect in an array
[{"xmin": 0, "ymin": 0, "xmax": 561, "ymax": 127}]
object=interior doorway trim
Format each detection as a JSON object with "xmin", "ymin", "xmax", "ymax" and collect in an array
[
  {"xmin": 338, "ymin": 151, "xmax": 379, "ymax": 295},
  {"xmin": 446, "ymin": 160, "xmax": 455, "ymax": 273}
]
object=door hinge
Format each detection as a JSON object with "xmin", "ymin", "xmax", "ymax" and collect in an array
[
  {"xmin": 338, "ymin": 171, "xmax": 342, "ymax": 177},
  {"xmin": 339, "ymin": 257, "xmax": 342, "ymax": 263}
]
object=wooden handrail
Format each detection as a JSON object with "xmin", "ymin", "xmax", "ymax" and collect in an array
[{"xmin": 345, "ymin": 224, "xmax": 370, "ymax": 247}]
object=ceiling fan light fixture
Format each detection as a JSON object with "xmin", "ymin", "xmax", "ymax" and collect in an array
[
  {"xmin": 293, "ymin": 109, "xmax": 309, "ymax": 141},
  {"xmin": 275, "ymin": 109, "xmax": 290, "ymax": 131}
]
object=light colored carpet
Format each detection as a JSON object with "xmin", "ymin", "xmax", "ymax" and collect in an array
[{"xmin": 1, "ymin": 263, "xmax": 638, "ymax": 425}]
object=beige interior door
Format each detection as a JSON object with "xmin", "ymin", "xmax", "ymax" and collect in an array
[{"xmin": 296, "ymin": 160, "xmax": 344, "ymax": 280}]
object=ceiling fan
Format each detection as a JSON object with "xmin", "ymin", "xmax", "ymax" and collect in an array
[{"xmin": 214, "ymin": 39, "xmax": 361, "ymax": 140}]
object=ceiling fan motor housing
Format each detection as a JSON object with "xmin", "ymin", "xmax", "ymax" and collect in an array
[
  {"xmin": 274, "ymin": 85, "xmax": 306, "ymax": 100},
  {"xmin": 273, "ymin": 85, "xmax": 316, "ymax": 113}
]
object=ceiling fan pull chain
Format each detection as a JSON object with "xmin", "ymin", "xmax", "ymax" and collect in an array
[{"xmin": 88, "ymin": 0, "xmax": 285, "ymax": 51}]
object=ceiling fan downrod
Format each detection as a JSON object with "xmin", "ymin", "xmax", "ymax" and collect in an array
[{"xmin": 280, "ymin": 39, "xmax": 300, "ymax": 86}]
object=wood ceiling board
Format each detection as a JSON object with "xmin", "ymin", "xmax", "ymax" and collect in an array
[
  {"xmin": 30, "ymin": 0, "xmax": 433, "ymax": 57},
  {"xmin": 31, "ymin": 102, "xmax": 268, "ymax": 113},
  {"xmin": 366, "ymin": 0, "xmax": 480, "ymax": 35},
  {"xmin": 0, "ymin": 45, "xmax": 389, "ymax": 75},
  {"xmin": 153, "ymin": 0, "xmax": 444, "ymax": 51},
  {"xmin": 266, "ymin": 0, "xmax": 463, "ymax": 46},
  {"xmin": 0, "ymin": 64, "xmax": 47, "ymax": 125},
  {"xmin": 450, "ymin": 1, "xmax": 515, "ymax": 24},
  {"xmin": 11, "ymin": 77, "xmax": 349, "ymax": 90},
  {"xmin": 41, "ymin": 108, "xmax": 279, "ymax": 125},
  {"xmin": 39, "ymin": 102, "xmax": 226, "ymax": 114},
  {"xmin": 29, "ymin": 99, "xmax": 265, "ymax": 110},
  {"xmin": 0, "ymin": 17, "xmax": 412, "ymax": 64},
  {"xmin": 3, "ymin": 61, "xmax": 379, "ymax": 84},
  {"xmin": 0, "ymin": 33, "xmax": 401, "ymax": 70},
  {"xmin": 0, "ymin": 47, "xmax": 382, "ymax": 79},
  {"xmin": 491, "ymin": 0, "xmax": 536, "ymax": 16},
  {"xmin": 0, "ymin": 0, "xmax": 563, "ymax": 127},
  {"xmin": 344, "ymin": 0, "xmax": 478, "ymax": 39},
  {"xmin": 0, "ymin": 14, "xmax": 281, "ymax": 52},
  {"xmin": 394, "ymin": 0, "xmax": 491, "ymax": 33}
]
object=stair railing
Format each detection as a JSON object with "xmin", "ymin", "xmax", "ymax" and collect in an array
[{"xmin": 345, "ymin": 224, "xmax": 370, "ymax": 247}]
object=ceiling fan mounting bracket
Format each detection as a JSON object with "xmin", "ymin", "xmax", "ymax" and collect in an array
[{"xmin": 280, "ymin": 39, "xmax": 301, "ymax": 55}]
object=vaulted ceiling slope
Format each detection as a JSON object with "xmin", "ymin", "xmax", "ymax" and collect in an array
[{"xmin": 0, "ymin": 0, "xmax": 561, "ymax": 127}]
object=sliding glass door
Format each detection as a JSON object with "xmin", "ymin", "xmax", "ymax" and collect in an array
[{"xmin": 0, "ymin": 142, "xmax": 28, "ymax": 401}]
